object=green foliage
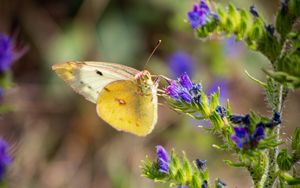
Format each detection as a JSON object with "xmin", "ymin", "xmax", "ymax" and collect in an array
[
  {"xmin": 292, "ymin": 128, "xmax": 300, "ymax": 162},
  {"xmin": 277, "ymin": 149, "xmax": 293, "ymax": 171}
]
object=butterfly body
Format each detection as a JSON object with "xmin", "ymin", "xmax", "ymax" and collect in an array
[{"xmin": 52, "ymin": 61, "xmax": 158, "ymax": 136}]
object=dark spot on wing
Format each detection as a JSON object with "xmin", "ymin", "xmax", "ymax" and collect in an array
[
  {"xmin": 104, "ymin": 87, "xmax": 111, "ymax": 92},
  {"xmin": 80, "ymin": 81, "xmax": 84, "ymax": 84},
  {"xmin": 87, "ymin": 85, "xmax": 92, "ymax": 89},
  {"xmin": 115, "ymin": 98, "xmax": 126, "ymax": 105},
  {"xmin": 136, "ymin": 123, "xmax": 140, "ymax": 127},
  {"xmin": 96, "ymin": 70, "xmax": 103, "ymax": 76}
]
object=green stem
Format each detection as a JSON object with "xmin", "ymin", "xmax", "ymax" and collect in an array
[{"xmin": 263, "ymin": 84, "xmax": 284, "ymax": 187}]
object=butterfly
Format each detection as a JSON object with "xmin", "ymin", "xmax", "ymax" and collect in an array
[{"xmin": 52, "ymin": 61, "xmax": 159, "ymax": 136}]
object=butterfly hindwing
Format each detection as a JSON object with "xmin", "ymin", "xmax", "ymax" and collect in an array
[
  {"xmin": 96, "ymin": 80, "xmax": 158, "ymax": 136},
  {"xmin": 52, "ymin": 61, "xmax": 139, "ymax": 103}
]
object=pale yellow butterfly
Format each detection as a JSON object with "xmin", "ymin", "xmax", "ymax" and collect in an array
[{"xmin": 52, "ymin": 61, "xmax": 158, "ymax": 136}]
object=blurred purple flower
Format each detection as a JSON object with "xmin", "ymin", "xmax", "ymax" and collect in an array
[
  {"xmin": 205, "ymin": 78, "xmax": 229, "ymax": 102},
  {"xmin": 224, "ymin": 35, "xmax": 244, "ymax": 58},
  {"xmin": 0, "ymin": 34, "xmax": 17, "ymax": 72},
  {"xmin": 178, "ymin": 186, "xmax": 188, "ymax": 188},
  {"xmin": 0, "ymin": 138, "xmax": 12, "ymax": 180},
  {"xmin": 156, "ymin": 145, "xmax": 169, "ymax": 174},
  {"xmin": 187, "ymin": 0, "xmax": 216, "ymax": 29},
  {"xmin": 166, "ymin": 73, "xmax": 202, "ymax": 104},
  {"xmin": 168, "ymin": 51, "xmax": 195, "ymax": 79}
]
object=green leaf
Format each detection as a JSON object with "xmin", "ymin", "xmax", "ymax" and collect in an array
[{"xmin": 277, "ymin": 149, "xmax": 293, "ymax": 171}]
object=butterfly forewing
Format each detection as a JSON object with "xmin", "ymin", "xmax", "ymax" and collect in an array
[{"xmin": 52, "ymin": 61, "xmax": 139, "ymax": 103}]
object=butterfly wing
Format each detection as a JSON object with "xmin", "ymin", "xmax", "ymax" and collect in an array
[
  {"xmin": 52, "ymin": 61, "xmax": 140, "ymax": 103},
  {"xmin": 96, "ymin": 80, "xmax": 158, "ymax": 136}
]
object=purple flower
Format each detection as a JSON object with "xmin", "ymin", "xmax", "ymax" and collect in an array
[
  {"xmin": 166, "ymin": 80, "xmax": 181, "ymax": 100},
  {"xmin": 231, "ymin": 127, "xmax": 250, "ymax": 149},
  {"xmin": 0, "ymin": 138, "xmax": 12, "ymax": 179},
  {"xmin": 252, "ymin": 125, "xmax": 265, "ymax": 144},
  {"xmin": 168, "ymin": 51, "xmax": 195, "ymax": 79},
  {"xmin": 187, "ymin": 0, "xmax": 216, "ymax": 29},
  {"xmin": 156, "ymin": 145, "xmax": 169, "ymax": 174},
  {"xmin": 178, "ymin": 71, "xmax": 193, "ymax": 90},
  {"xmin": 231, "ymin": 122, "xmax": 265, "ymax": 149},
  {"xmin": 166, "ymin": 73, "xmax": 202, "ymax": 104},
  {"xmin": 224, "ymin": 35, "xmax": 244, "ymax": 57},
  {"xmin": 0, "ymin": 34, "xmax": 17, "ymax": 72},
  {"xmin": 178, "ymin": 186, "xmax": 188, "ymax": 188}
]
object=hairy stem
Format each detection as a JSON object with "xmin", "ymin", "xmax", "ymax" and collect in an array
[{"xmin": 263, "ymin": 84, "xmax": 284, "ymax": 187}]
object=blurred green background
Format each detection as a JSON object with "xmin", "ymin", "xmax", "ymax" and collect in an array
[{"xmin": 0, "ymin": 0, "xmax": 300, "ymax": 187}]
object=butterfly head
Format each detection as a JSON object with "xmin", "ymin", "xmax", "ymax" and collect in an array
[{"xmin": 135, "ymin": 70, "xmax": 156, "ymax": 95}]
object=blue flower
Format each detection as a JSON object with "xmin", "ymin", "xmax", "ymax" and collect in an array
[
  {"xmin": 156, "ymin": 145, "xmax": 169, "ymax": 174},
  {"xmin": 168, "ymin": 51, "xmax": 195, "ymax": 79},
  {"xmin": 0, "ymin": 34, "xmax": 17, "ymax": 72},
  {"xmin": 178, "ymin": 186, "xmax": 188, "ymax": 188},
  {"xmin": 187, "ymin": 0, "xmax": 216, "ymax": 29},
  {"xmin": 272, "ymin": 112, "xmax": 281, "ymax": 125},
  {"xmin": 195, "ymin": 159, "xmax": 206, "ymax": 171},
  {"xmin": 231, "ymin": 127, "xmax": 250, "ymax": 149},
  {"xmin": 166, "ymin": 73, "xmax": 202, "ymax": 104},
  {"xmin": 229, "ymin": 114, "xmax": 250, "ymax": 126},
  {"xmin": 0, "ymin": 138, "xmax": 12, "ymax": 180},
  {"xmin": 249, "ymin": 5, "xmax": 259, "ymax": 17},
  {"xmin": 264, "ymin": 112, "xmax": 281, "ymax": 128}
]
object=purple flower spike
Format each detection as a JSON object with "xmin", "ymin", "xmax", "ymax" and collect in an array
[
  {"xmin": 0, "ymin": 138, "xmax": 12, "ymax": 180},
  {"xmin": 231, "ymin": 127, "xmax": 250, "ymax": 149},
  {"xmin": 178, "ymin": 89, "xmax": 192, "ymax": 103},
  {"xmin": 156, "ymin": 145, "xmax": 170, "ymax": 174},
  {"xmin": 187, "ymin": 0, "xmax": 214, "ymax": 29},
  {"xmin": 166, "ymin": 73, "xmax": 202, "ymax": 104}
]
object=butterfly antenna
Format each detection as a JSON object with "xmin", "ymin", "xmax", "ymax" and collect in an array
[{"xmin": 144, "ymin": 40, "xmax": 161, "ymax": 69}]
